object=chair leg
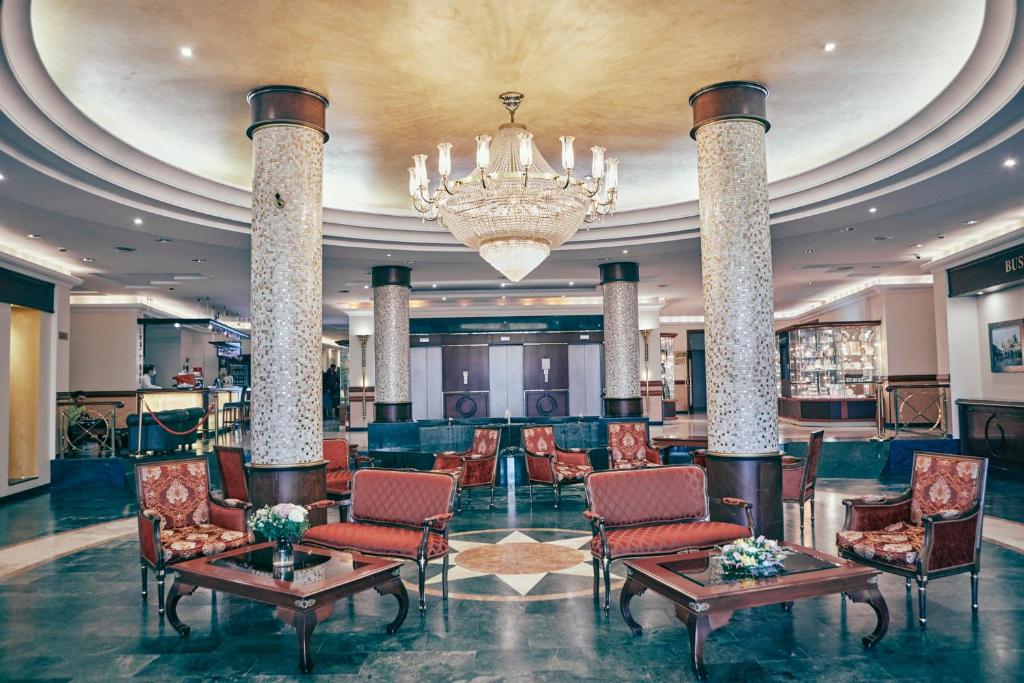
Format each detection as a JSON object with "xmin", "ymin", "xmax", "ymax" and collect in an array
[
  {"xmin": 971, "ymin": 571, "xmax": 979, "ymax": 612},
  {"xmin": 157, "ymin": 568, "xmax": 166, "ymax": 617},
  {"xmin": 810, "ymin": 496, "xmax": 815, "ymax": 525},
  {"xmin": 140, "ymin": 560, "xmax": 148, "ymax": 599},
  {"xmin": 417, "ymin": 558, "xmax": 427, "ymax": 611},
  {"xmin": 917, "ymin": 576, "xmax": 928, "ymax": 626},
  {"xmin": 457, "ymin": 489, "xmax": 463, "ymax": 513},
  {"xmin": 442, "ymin": 555, "xmax": 450, "ymax": 600},
  {"xmin": 489, "ymin": 485, "xmax": 495, "ymax": 510},
  {"xmin": 592, "ymin": 558, "xmax": 600, "ymax": 600},
  {"xmin": 799, "ymin": 503, "xmax": 805, "ymax": 533},
  {"xmin": 553, "ymin": 484, "xmax": 560, "ymax": 509},
  {"xmin": 905, "ymin": 577, "xmax": 912, "ymax": 592},
  {"xmin": 528, "ymin": 482, "xmax": 533, "ymax": 504},
  {"xmin": 602, "ymin": 557, "xmax": 612, "ymax": 612}
]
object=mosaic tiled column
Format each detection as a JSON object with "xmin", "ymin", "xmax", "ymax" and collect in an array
[
  {"xmin": 601, "ymin": 262, "xmax": 643, "ymax": 417},
  {"xmin": 245, "ymin": 85, "xmax": 329, "ymax": 520},
  {"xmin": 372, "ymin": 265, "xmax": 412, "ymax": 422},
  {"xmin": 690, "ymin": 82, "xmax": 782, "ymax": 539}
]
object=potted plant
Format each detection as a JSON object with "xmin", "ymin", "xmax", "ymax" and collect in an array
[
  {"xmin": 250, "ymin": 503, "xmax": 310, "ymax": 568},
  {"xmin": 716, "ymin": 536, "xmax": 790, "ymax": 578}
]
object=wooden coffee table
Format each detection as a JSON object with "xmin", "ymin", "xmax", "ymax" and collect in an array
[
  {"xmin": 620, "ymin": 543, "xmax": 888, "ymax": 680},
  {"xmin": 165, "ymin": 543, "xmax": 408, "ymax": 673}
]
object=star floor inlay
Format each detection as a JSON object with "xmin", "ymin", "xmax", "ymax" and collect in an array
[{"xmin": 412, "ymin": 528, "xmax": 622, "ymax": 602}]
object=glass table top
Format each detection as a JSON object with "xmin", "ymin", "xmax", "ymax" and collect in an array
[
  {"xmin": 210, "ymin": 547, "xmax": 369, "ymax": 585},
  {"xmin": 661, "ymin": 550, "xmax": 840, "ymax": 587}
]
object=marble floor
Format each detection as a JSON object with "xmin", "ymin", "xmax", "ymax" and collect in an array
[{"xmin": 2, "ymin": 428, "xmax": 1022, "ymax": 681}]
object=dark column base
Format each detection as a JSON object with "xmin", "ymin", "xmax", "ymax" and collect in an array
[
  {"xmin": 247, "ymin": 461, "xmax": 328, "ymax": 526},
  {"xmin": 375, "ymin": 402, "xmax": 412, "ymax": 423},
  {"xmin": 604, "ymin": 397, "xmax": 643, "ymax": 418},
  {"xmin": 706, "ymin": 452, "xmax": 783, "ymax": 540}
]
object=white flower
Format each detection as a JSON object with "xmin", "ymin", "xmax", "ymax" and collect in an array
[{"xmin": 287, "ymin": 507, "xmax": 306, "ymax": 523}]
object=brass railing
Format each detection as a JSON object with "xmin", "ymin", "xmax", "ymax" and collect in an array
[
  {"xmin": 873, "ymin": 380, "xmax": 950, "ymax": 440},
  {"xmin": 57, "ymin": 400, "xmax": 124, "ymax": 457}
]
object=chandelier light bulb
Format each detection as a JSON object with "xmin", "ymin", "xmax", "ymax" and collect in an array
[
  {"xmin": 413, "ymin": 154, "xmax": 429, "ymax": 188},
  {"xmin": 560, "ymin": 136, "xmax": 575, "ymax": 171},
  {"xmin": 437, "ymin": 143, "xmax": 452, "ymax": 177},
  {"xmin": 605, "ymin": 158, "xmax": 619, "ymax": 191},
  {"xmin": 591, "ymin": 146, "xmax": 606, "ymax": 179},
  {"xmin": 518, "ymin": 132, "xmax": 534, "ymax": 169},
  {"xmin": 475, "ymin": 135, "xmax": 492, "ymax": 169}
]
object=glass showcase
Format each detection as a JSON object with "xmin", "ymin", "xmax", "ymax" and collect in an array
[{"xmin": 779, "ymin": 322, "xmax": 881, "ymax": 399}]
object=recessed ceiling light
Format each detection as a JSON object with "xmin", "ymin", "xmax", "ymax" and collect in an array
[
  {"xmin": 622, "ymin": 249, "xmax": 629, "ymax": 254},
  {"xmin": 840, "ymin": 226, "xmax": 855, "ymax": 232},
  {"xmin": 57, "ymin": 247, "xmax": 68, "ymax": 253},
  {"xmin": 807, "ymin": 281, "xmax": 814, "ymax": 285},
  {"xmin": 824, "ymin": 42, "xmax": 836, "ymax": 52},
  {"xmin": 180, "ymin": 46, "xmax": 193, "ymax": 58},
  {"xmin": 113, "ymin": 246, "xmax": 136, "ymax": 253},
  {"xmin": 431, "ymin": 283, "xmax": 437, "ymax": 288},
  {"xmin": 500, "ymin": 282, "xmax": 506, "ymax": 288},
  {"xmin": 404, "ymin": 260, "xmax": 414, "ymax": 265},
  {"xmin": 26, "ymin": 233, "xmax": 44, "ymax": 239},
  {"xmin": 168, "ymin": 287, "xmax": 175, "ymax": 291},
  {"xmin": 338, "ymin": 289, "xmax": 349, "ymax": 294},
  {"xmin": 133, "ymin": 217, "xmax": 143, "ymax": 225},
  {"xmin": 568, "ymin": 281, "xmax": 574, "ymax": 286},
  {"xmin": 804, "ymin": 249, "xmax": 816, "ymax": 254},
  {"xmin": 442, "ymin": 296, "xmax": 447, "ymax": 301},
  {"xmin": 154, "ymin": 237, "xmax": 172, "ymax": 243},
  {"xmin": 960, "ymin": 220, "xmax": 980, "ymax": 226},
  {"xmin": 868, "ymin": 207, "xmax": 877, "ymax": 213},
  {"xmin": 911, "ymin": 243, "xmax": 923, "ymax": 248},
  {"xmin": 192, "ymin": 258, "xmax": 206, "ymax": 263},
  {"xmin": 386, "ymin": 253, "xmax": 391, "ymax": 258},
  {"xmin": 501, "ymin": 295, "xmax": 506, "ymax": 300},
  {"xmin": 1003, "ymin": 158, "xmax": 1017, "ymax": 168},
  {"xmin": 174, "ymin": 322, "xmax": 181, "ymax": 328},
  {"xmin": 0, "ymin": 172, "xmax": 5, "ymax": 181},
  {"xmin": 871, "ymin": 235, "xmax": 892, "ymax": 242},
  {"xmin": 81, "ymin": 257, "xmax": 94, "ymax": 262},
  {"xmin": 363, "ymin": 284, "xmax": 369, "ymax": 289}
]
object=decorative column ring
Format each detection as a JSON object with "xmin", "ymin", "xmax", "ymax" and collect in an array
[
  {"xmin": 372, "ymin": 265, "xmax": 412, "ymax": 423},
  {"xmin": 601, "ymin": 261, "xmax": 643, "ymax": 417},
  {"xmin": 690, "ymin": 81, "xmax": 782, "ymax": 540}
]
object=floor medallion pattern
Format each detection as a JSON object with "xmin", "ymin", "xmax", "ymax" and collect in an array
[{"xmin": 409, "ymin": 527, "xmax": 623, "ymax": 602}]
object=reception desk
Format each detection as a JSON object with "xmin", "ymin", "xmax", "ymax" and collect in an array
[
  {"xmin": 957, "ymin": 398, "xmax": 1024, "ymax": 468},
  {"xmin": 137, "ymin": 387, "xmax": 242, "ymax": 435}
]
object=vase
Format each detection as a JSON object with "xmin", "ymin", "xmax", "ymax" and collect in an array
[{"xmin": 272, "ymin": 538, "xmax": 295, "ymax": 569}]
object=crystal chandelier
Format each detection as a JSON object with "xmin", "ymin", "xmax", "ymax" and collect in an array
[{"xmin": 408, "ymin": 92, "xmax": 618, "ymax": 282}]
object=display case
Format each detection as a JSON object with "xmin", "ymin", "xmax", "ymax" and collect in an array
[
  {"xmin": 660, "ymin": 333, "xmax": 677, "ymax": 418},
  {"xmin": 777, "ymin": 321, "xmax": 881, "ymax": 422}
]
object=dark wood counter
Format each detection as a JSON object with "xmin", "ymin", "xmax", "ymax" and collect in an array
[{"xmin": 957, "ymin": 399, "xmax": 1024, "ymax": 468}]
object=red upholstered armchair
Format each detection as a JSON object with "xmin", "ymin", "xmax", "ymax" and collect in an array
[
  {"xmin": 584, "ymin": 465, "xmax": 752, "ymax": 611},
  {"xmin": 135, "ymin": 457, "xmax": 252, "ymax": 617},
  {"xmin": 607, "ymin": 421, "xmax": 661, "ymax": 469},
  {"xmin": 522, "ymin": 424, "xmax": 594, "ymax": 508},
  {"xmin": 303, "ymin": 468, "xmax": 457, "ymax": 611},
  {"xmin": 431, "ymin": 427, "xmax": 501, "ymax": 510},
  {"xmin": 213, "ymin": 445, "xmax": 249, "ymax": 502},
  {"xmin": 782, "ymin": 429, "xmax": 823, "ymax": 535},
  {"xmin": 836, "ymin": 452, "xmax": 988, "ymax": 626},
  {"xmin": 324, "ymin": 438, "xmax": 353, "ymax": 497}
]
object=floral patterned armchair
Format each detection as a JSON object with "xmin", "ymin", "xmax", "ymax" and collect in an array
[
  {"xmin": 607, "ymin": 421, "xmax": 661, "ymax": 469},
  {"xmin": 836, "ymin": 452, "xmax": 988, "ymax": 626},
  {"xmin": 431, "ymin": 427, "xmax": 501, "ymax": 510},
  {"xmin": 135, "ymin": 457, "xmax": 252, "ymax": 618},
  {"xmin": 522, "ymin": 425, "xmax": 593, "ymax": 508},
  {"xmin": 782, "ymin": 429, "xmax": 823, "ymax": 535}
]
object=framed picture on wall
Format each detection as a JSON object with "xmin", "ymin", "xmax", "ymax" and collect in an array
[{"xmin": 989, "ymin": 319, "xmax": 1023, "ymax": 373}]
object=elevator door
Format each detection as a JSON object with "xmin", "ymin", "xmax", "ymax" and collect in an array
[{"xmin": 488, "ymin": 345, "xmax": 524, "ymax": 417}]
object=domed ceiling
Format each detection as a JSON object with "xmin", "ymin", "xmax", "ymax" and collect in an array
[{"xmin": 31, "ymin": 0, "xmax": 983, "ymax": 214}]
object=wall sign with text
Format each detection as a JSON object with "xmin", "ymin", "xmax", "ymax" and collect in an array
[{"xmin": 948, "ymin": 242, "xmax": 1024, "ymax": 297}]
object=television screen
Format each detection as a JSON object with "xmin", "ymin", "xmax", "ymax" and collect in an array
[{"xmin": 216, "ymin": 342, "xmax": 241, "ymax": 359}]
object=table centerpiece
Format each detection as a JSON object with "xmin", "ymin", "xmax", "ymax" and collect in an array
[{"xmin": 251, "ymin": 503, "xmax": 310, "ymax": 568}]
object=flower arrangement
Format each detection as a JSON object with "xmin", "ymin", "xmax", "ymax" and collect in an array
[
  {"xmin": 250, "ymin": 503, "xmax": 310, "ymax": 543},
  {"xmin": 717, "ymin": 536, "xmax": 790, "ymax": 577}
]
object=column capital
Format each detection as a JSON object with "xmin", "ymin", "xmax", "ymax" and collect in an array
[
  {"xmin": 599, "ymin": 261, "xmax": 640, "ymax": 284},
  {"xmin": 371, "ymin": 265, "xmax": 412, "ymax": 288},
  {"xmin": 688, "ymin": 81, "xmax": 769, "ymax": 140},
  {"xmin": 247, "ymin": 85, "xmax": 329, "ymax": 141}
]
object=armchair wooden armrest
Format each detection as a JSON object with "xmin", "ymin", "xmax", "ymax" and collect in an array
[
  {"xmin": 644, "ymin": 446, "xmax": 662, "ymax": 465},
  {"xmin": 583, "ymin": 510, "xmax": 605, "ymax": 522},
  {"xmin": 921, "ymin": 501, "xmax": 983, "ymax": 572},
  {"xmin": 556, "ymin": 448, "xmax": 592, "ymax": 467},
  {"xmin": 840, "ymin": 491, "xmax": 912, "ymax": 531},
  {"xmin": 138, "ymin": 509, "xmax": 163, "ymax": 566},
  {"xmin": 306, "ymin": 499, "xmax": 344, "ymax": 510},
  {"xmin": 212, "ymin": 496, "xmax": 252, "ymax": 510},
  {"xmin": 781, "ymin": 457, "xmax": 805, "ymax": 470},
  {"xmin": 209, "ymin": 495, "xmax": 250, "ymax": 532},
  {"xmin": 423, "ymin": 512, "xmax": 454, "ymax": 529},
  {"xmin": 710, "ymin": 496, "xmax": 754, "ymax": 529}
]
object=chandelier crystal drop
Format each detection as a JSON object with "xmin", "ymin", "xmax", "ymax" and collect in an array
[{"xmin": 408, "ymin": 92, "xmax": 618, "ymax": 282}]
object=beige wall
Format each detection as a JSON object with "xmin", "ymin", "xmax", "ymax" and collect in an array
[
  {"xmin": 8, "ymin": 307, "xmax": 41, "ymax": 481},
  {"xmin": 69, "ymin": 308, "xmax": 140, "ymax": 391}
]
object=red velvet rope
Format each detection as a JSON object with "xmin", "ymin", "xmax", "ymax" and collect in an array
[{"xmin": 140, "ymin": 400, "xmax": 217, "ymax": 436}]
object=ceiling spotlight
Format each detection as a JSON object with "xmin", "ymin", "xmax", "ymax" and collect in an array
[
  {"xmin": 363, "ymin": 284, "xmax": 369, "ymax": 289},
  {"xmin": 960, "ymin": 220, "xmax": 980, "ymax": 226},
  {"xmin": 386, "ymin": 253, "xmax": 391, "ymax": 258},
  {"xmin": 174, "ymin": 322, "xmax": 181, "ymax": 328},
  {"xmin": 622, "ymin": 249, "xmax": 629, "ymax": 254},
  {"xmin": 133, "ymin": 217, "xmax": 143, "ymax": 225},
  {"xmin": 871, "ymin": 235, "xmax": 892, "ymax": 242},
  {"xmin": 840, "ymin": 226, "xmax": 855, "ymax": 232},
  {"xmin": 807, "ymin": 281, "xmax": 814, "ymax": 285},
  {"xmin": 57, "ymin": 247, "xmax": 68, "ymax": 253},
  {"xmin": 155, "ymin": 237, "xmax": 172, "ymax": 243},
  {"xmin": 113, "ymin": 246, "xmax": 137, "ymax": 253},
  {"xmin": 824, "ymin": 42, "xmax": 836, "ymax": 52},
  {"xmin": 179, "ymin": 46, "xmax": 193, "ymax": 58},
  {"xmin": 1003, "ymin": 158, "xmax": 1017, "ymax": 168},
  {"xmin": 81, "ymin": 257, "xmax": 95, "ymax": 263},
  {"xmin": 26, "ymin": 233, "xmax": 44, "ymax": 239},
  {"xmin": 0, "ymin": 172, "xmax": 5, "ymax": 181},
  {"xmin": 568, "ymin": 281, "xmax": 574, "ymax": 286},
  {"xmin": 501, "ymin": 295, "xmax": 506, "ymax": 300},
  {"xmin": 192, "ymin": 257, "xmax": 206, "ymax": 263},
  {"xmin": 208, "ymin": 324, "xmax": 213, "ymax": 330},
  {"xmin": 868, "ymin": 206, "xmax": 877, "ymax": 213},
  {"xmin": 500, "ymin": 282, "xmax": 506, "ymax": 288},
  {"xmin": 442, "ymin": 296, "xmax": 447, "ymax": 301},
  {"xmin": 912, "ymin": 243, "xmax": 923, "ymax": 248},
  {"xmin": 168, "ymin": 287, "xmax": 175, "ymax": 291},
  {"xmin": 804, "ymin": 249, "xmax": 816, "ymax": 254}
]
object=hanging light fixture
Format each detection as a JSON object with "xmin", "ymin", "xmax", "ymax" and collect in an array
[{"xmin": 408, "ymin": 92, "xmax": 618, "ymax": 282}]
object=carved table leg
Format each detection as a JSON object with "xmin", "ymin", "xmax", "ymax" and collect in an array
[
  {"xmin": 619, "ymin": 577, "xmax": 647, "ymax": 636},
  {"xmin": 165, "ymin": 580, "xmax": 197, "ymax": 637},
  {"xmin": 847, "ymin": 586, "xmax": 889, "ymax": 648},
  {"xmin": 683, "ymin": 610, "xmax": 712, "ymax": 681},
  {"xmin": 277, "ymin": 607, "xmax": 320, "ymax": 674},
  {"xmin": 375, "ymin": 576, "xmax": 410, "ymax": 634}
]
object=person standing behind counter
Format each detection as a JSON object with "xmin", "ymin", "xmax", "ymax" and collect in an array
[
  {"xmin": 139, "ymin": 364, "xmax": 161, "ymax": 390},
  {"xmin": 215, "ymin": 368, "xmax": 234, "ymax": 387}
]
